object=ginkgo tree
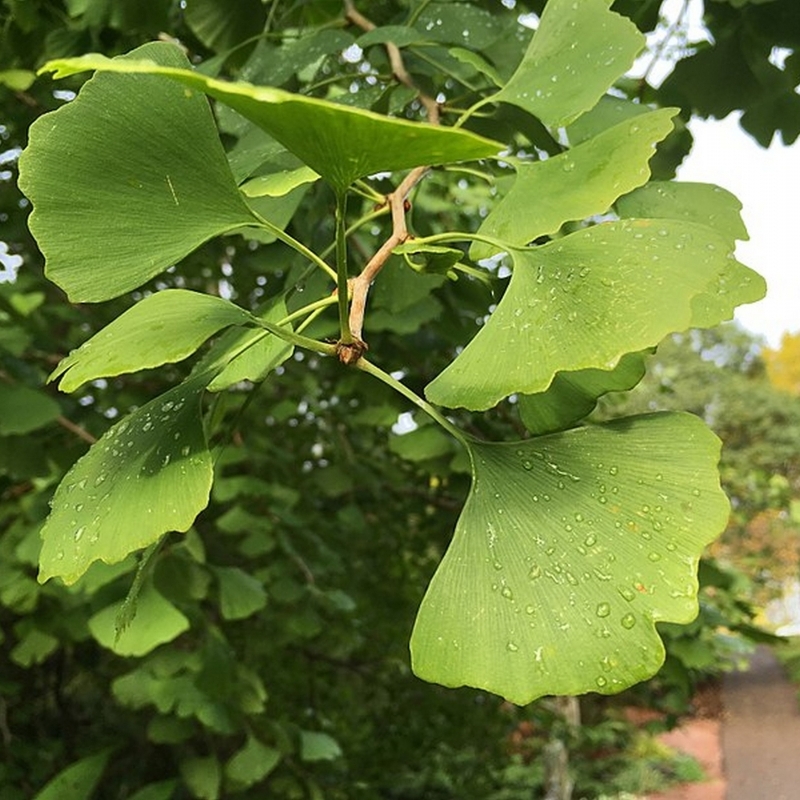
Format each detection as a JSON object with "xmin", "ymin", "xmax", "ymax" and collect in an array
[{"xmin": 18, "ymin": 0, "xmax": 764, "ymax": 711}]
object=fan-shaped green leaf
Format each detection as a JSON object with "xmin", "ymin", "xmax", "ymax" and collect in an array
[
  {"xmin": 617, "ymin": 181, "xmax": 749, "ymax": 244},
  {"xmin": 39, "ymin": 374, "xmax": 216, "ymax": 585},
  {"xmin": 51, "ymin": 290, "xmax": 251, "ymax": 392},
  {"xmin": 225, "ymin": 736, "xmax": 280, "ymax": 786},
  {"xmin": 493, "ymin": 0, "xmax": 644, "ymax": 128},
  {"xmin": 39, "ymin": 49, "xmax": 503, "ymax": 192},
  {"xmin": 19, "ymin": 42, "xmax": 255, "ymax": 302},
  {"xmin": 518, "ymin": 351, "xmax": 648, "ymax": 435},
  {"xmin": 410, "ymin": 413, "xmax": 729, "ymax": 704},
  {"xmin": 88, "ymin": 580, "xmax": 190, "ymax": 656},
  {"xmin": 426, "ymin": 219, "xmax": 762, "ymax": 410},
  {"xmin": 471, "ymin": 108, "xmax": 677, "ymax": 259},
  {"xmin": 214, "ymin": 566, "xmax": 268, "ymax": 621}
]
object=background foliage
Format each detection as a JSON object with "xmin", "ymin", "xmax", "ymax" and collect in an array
[{"xmin": 0, "ymin": 1, "xmax": 797, "ymax": 798}]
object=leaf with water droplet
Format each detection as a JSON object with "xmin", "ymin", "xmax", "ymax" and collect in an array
[
  {"xmin": 617, "ymin": 181, "xmax": 748, "ymax": 245},
  {"xmin": 427, "ymin": 219, "xmax": 752, "ymax": 411},
  {"xmin": 37, "ymin": 45, "xmax": 502, "ymax": 194},
  {"xmin": 491, "ymin": 0, "xmax": 644, "ymax": 128},
  {"xmin": 50, "ymin": 290, "xmax": 250, "ymax": 392},
  {"xmin": 410, "ymin": 412, "xmax": 729, "ymax": 704},
  {"xmin": 38, "ymin": 373, "xmax": 216, "ymax": 585},
  {"xmin": 471, "ymin": 108, "xmax": 677, "ymax": 260}
]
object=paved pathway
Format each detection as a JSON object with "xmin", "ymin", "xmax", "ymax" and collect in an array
[{"xmin": 722, "ymin": 645, "xmax": 800, "ymax": 800}]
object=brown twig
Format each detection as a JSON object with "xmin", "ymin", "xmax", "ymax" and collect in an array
[
  {"xmin": 340, "ymin": 1, "xmax": 441, "ymax": 357},
  {"xmin": 56, "ymin": 415, "xmax": 97, "ymax": 444}
]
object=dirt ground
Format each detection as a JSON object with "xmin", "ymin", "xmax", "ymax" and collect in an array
[{"xmin": 644, "ymin": 645, "xmax": 800, "ymax": 800}]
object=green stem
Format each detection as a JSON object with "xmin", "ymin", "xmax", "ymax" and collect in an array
[
  {"xmin": 356, "ymin": 358, "xmax": 469, "ymax": 447},
  {"xmin": 335, "ymin": 190, "xmax": 352, "ymax": 343},
  {"xmin": 281, "ymin": 295, "xmax": 338, "ymax": 327},
  {"xmin": 249, "ymin": 209, "xmax": 338, "ymax": 283},
  {"xmin": 319, "ymin": 206, "xmax": 389, "ymax": 261},
  {"xmin": 248, "ymin": 315, "xmax": 337, "ymax": 358},
  {"xmin": 453, "ymin": 94, "xmax": 496, "ymax": 129},
  {"xmin": 410, "ymin": 230, "xmax": 516, "ymax": 253}
]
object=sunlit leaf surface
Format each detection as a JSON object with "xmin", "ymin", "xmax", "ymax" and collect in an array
[
  {"xmin": 493, "ymin": 0, "xmax": 644, "ymax": 127},
  {"xmin": 427, "ymin": 219, "xmax": 762, "ymax": 411},
  {"xmin": 411, "ymin": 413, "xmax": 729, "ymax": 704},
  {"xmin": 51, "ymin": 290, "xmax": 250, "ymax": 392},
  {"xmin": 39, "ymin": 48, "xmax": 503, "ymax": 192},
  {"xmin": 19, "ymin": 43, "xmax": 255, "ymax": 302}
]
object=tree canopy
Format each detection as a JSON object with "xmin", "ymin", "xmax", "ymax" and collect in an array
[{"xmin": 0, "ymin": 1, "xmax": 794, "ymax": 798}]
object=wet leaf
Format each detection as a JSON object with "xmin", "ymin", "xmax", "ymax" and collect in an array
[
  {"xmin": 39, "ymin": 374, "xmax": 216, "ymax": 585},
  {"xmin": 19, "ymin": 42, "xmax": 254, "ymax": 302},
  {"xmin": 39, "ymin": 47, "xmax": 503, "ymax": 192},
  {"xmin": 51, "ymin": 290, "xmax": 250, "ymax": 392},
  {"xmin": 617, "ymin": 181, "xmax": 749, "ymax": 245},
  {"xmin": 426, "ymin": 219, "xmax": 763, "ymax": 411},
  {"xmin": 493, "ymin": 0, "xmax": 644, "ymax": 128},
  {"xmin": 471, "ymin": 108, "xmax": 677, "ymax": 259},
  {"xmin": 410, "ymin": 413, "xmax": 729, "ymax": 704}
]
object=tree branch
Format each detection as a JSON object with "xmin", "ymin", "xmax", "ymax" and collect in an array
[{"xmin": 339, "ymin": 1, "xmax": 441, "ymax": 360}]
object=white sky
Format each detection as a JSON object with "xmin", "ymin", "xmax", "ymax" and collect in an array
[{"xmin": 678, "ymin": 115, "xmax": 800, "ymax": 348}]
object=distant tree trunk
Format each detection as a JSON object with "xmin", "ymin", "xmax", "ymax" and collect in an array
[{"xmin": 543, "ymin": 696, "xmax": 580, "ymax": 800}]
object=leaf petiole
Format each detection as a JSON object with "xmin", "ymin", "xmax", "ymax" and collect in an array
[{"xmin": 356, "ymin": 357, "xmax": 469, "ymax": 447}]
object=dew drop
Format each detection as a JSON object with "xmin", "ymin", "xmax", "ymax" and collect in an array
[
  {"xmin": 525, "ymin": 604, "xmax": 536, "ymax": 615},
  {"xmin": 596, "ymin": 676, "xmax": 608, "ymax": 688},
  {"xmin": 501, "ymin": 585, "xmax": 514, "ymax": 600},
  {"xmin": 648, "ymin": 552, "xmax": 661, "ymax": 562},
  {"xmin": 618, "ymin": 587, "xmax": 635, "ymax": 602},
  {"xmin": 608, "ymin": 466, "xmax": 618, "ymax": 476},
  {"xmin": 506, "ymin": 641, "xmax": 519, "ymax": 653},
  {"xmin": 180, "ymin": 445, "xmax": 191, "ymax": 457},
  {"xmin": 528, "ymin": 563, "xmax": 542, "ymax": 580},
  {"xmin": 522, "ymin": 460, "xmax": 533, "ymax": 470},
  {"xmin": 596, "ymin": 602, "xmax": 611, "ymax": 618},
  {"xmin": 73, "ymin": 526, "xmax": 85, "ymax": 542},
  {"xmin": 621, "ymin": 613, "xmax": 636, "ymax": 629}
]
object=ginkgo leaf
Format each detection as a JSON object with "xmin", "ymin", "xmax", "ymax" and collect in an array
[
  {"xmin": 617, "ymin": 181, "xmax": 749, "ymax": 245},
  {"xmin": 19, "ymin": 42, "xmax": 256, "ymax": 302},
  {"xmin": 39, "ymin": 48, "xmax": 503, "ymax": 193},
  {"xmin": 518, "ymin": 351, "xmax": 649, "ymax": 436},
  {"xmin": 471, "ymin": 108, "xmax": 677, "ymax": 260},
  {"xmin": 39, "ymin": 374, "xmax": 216, "ymax": 585},
  {"xmin": 410, "ymin": 412, "xmax": 729, "ymax": 704},
  {"xmin": 426, "ymin": 219, "xmax": 762, "ymax": 411},
  {"xmin": 88, "ymin": 580, "xmax": 190, "ymax": 656},
  {"xmin": 50, "ymin": 290, "xmax": 251, "ymax": 392},
  {"xmin": 492, "ymin": 0, "xmax": 644, "ymax": 128},
  {"xmin": 615, "ymin": 182, "xmax": 764, "ymax": 327}
]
